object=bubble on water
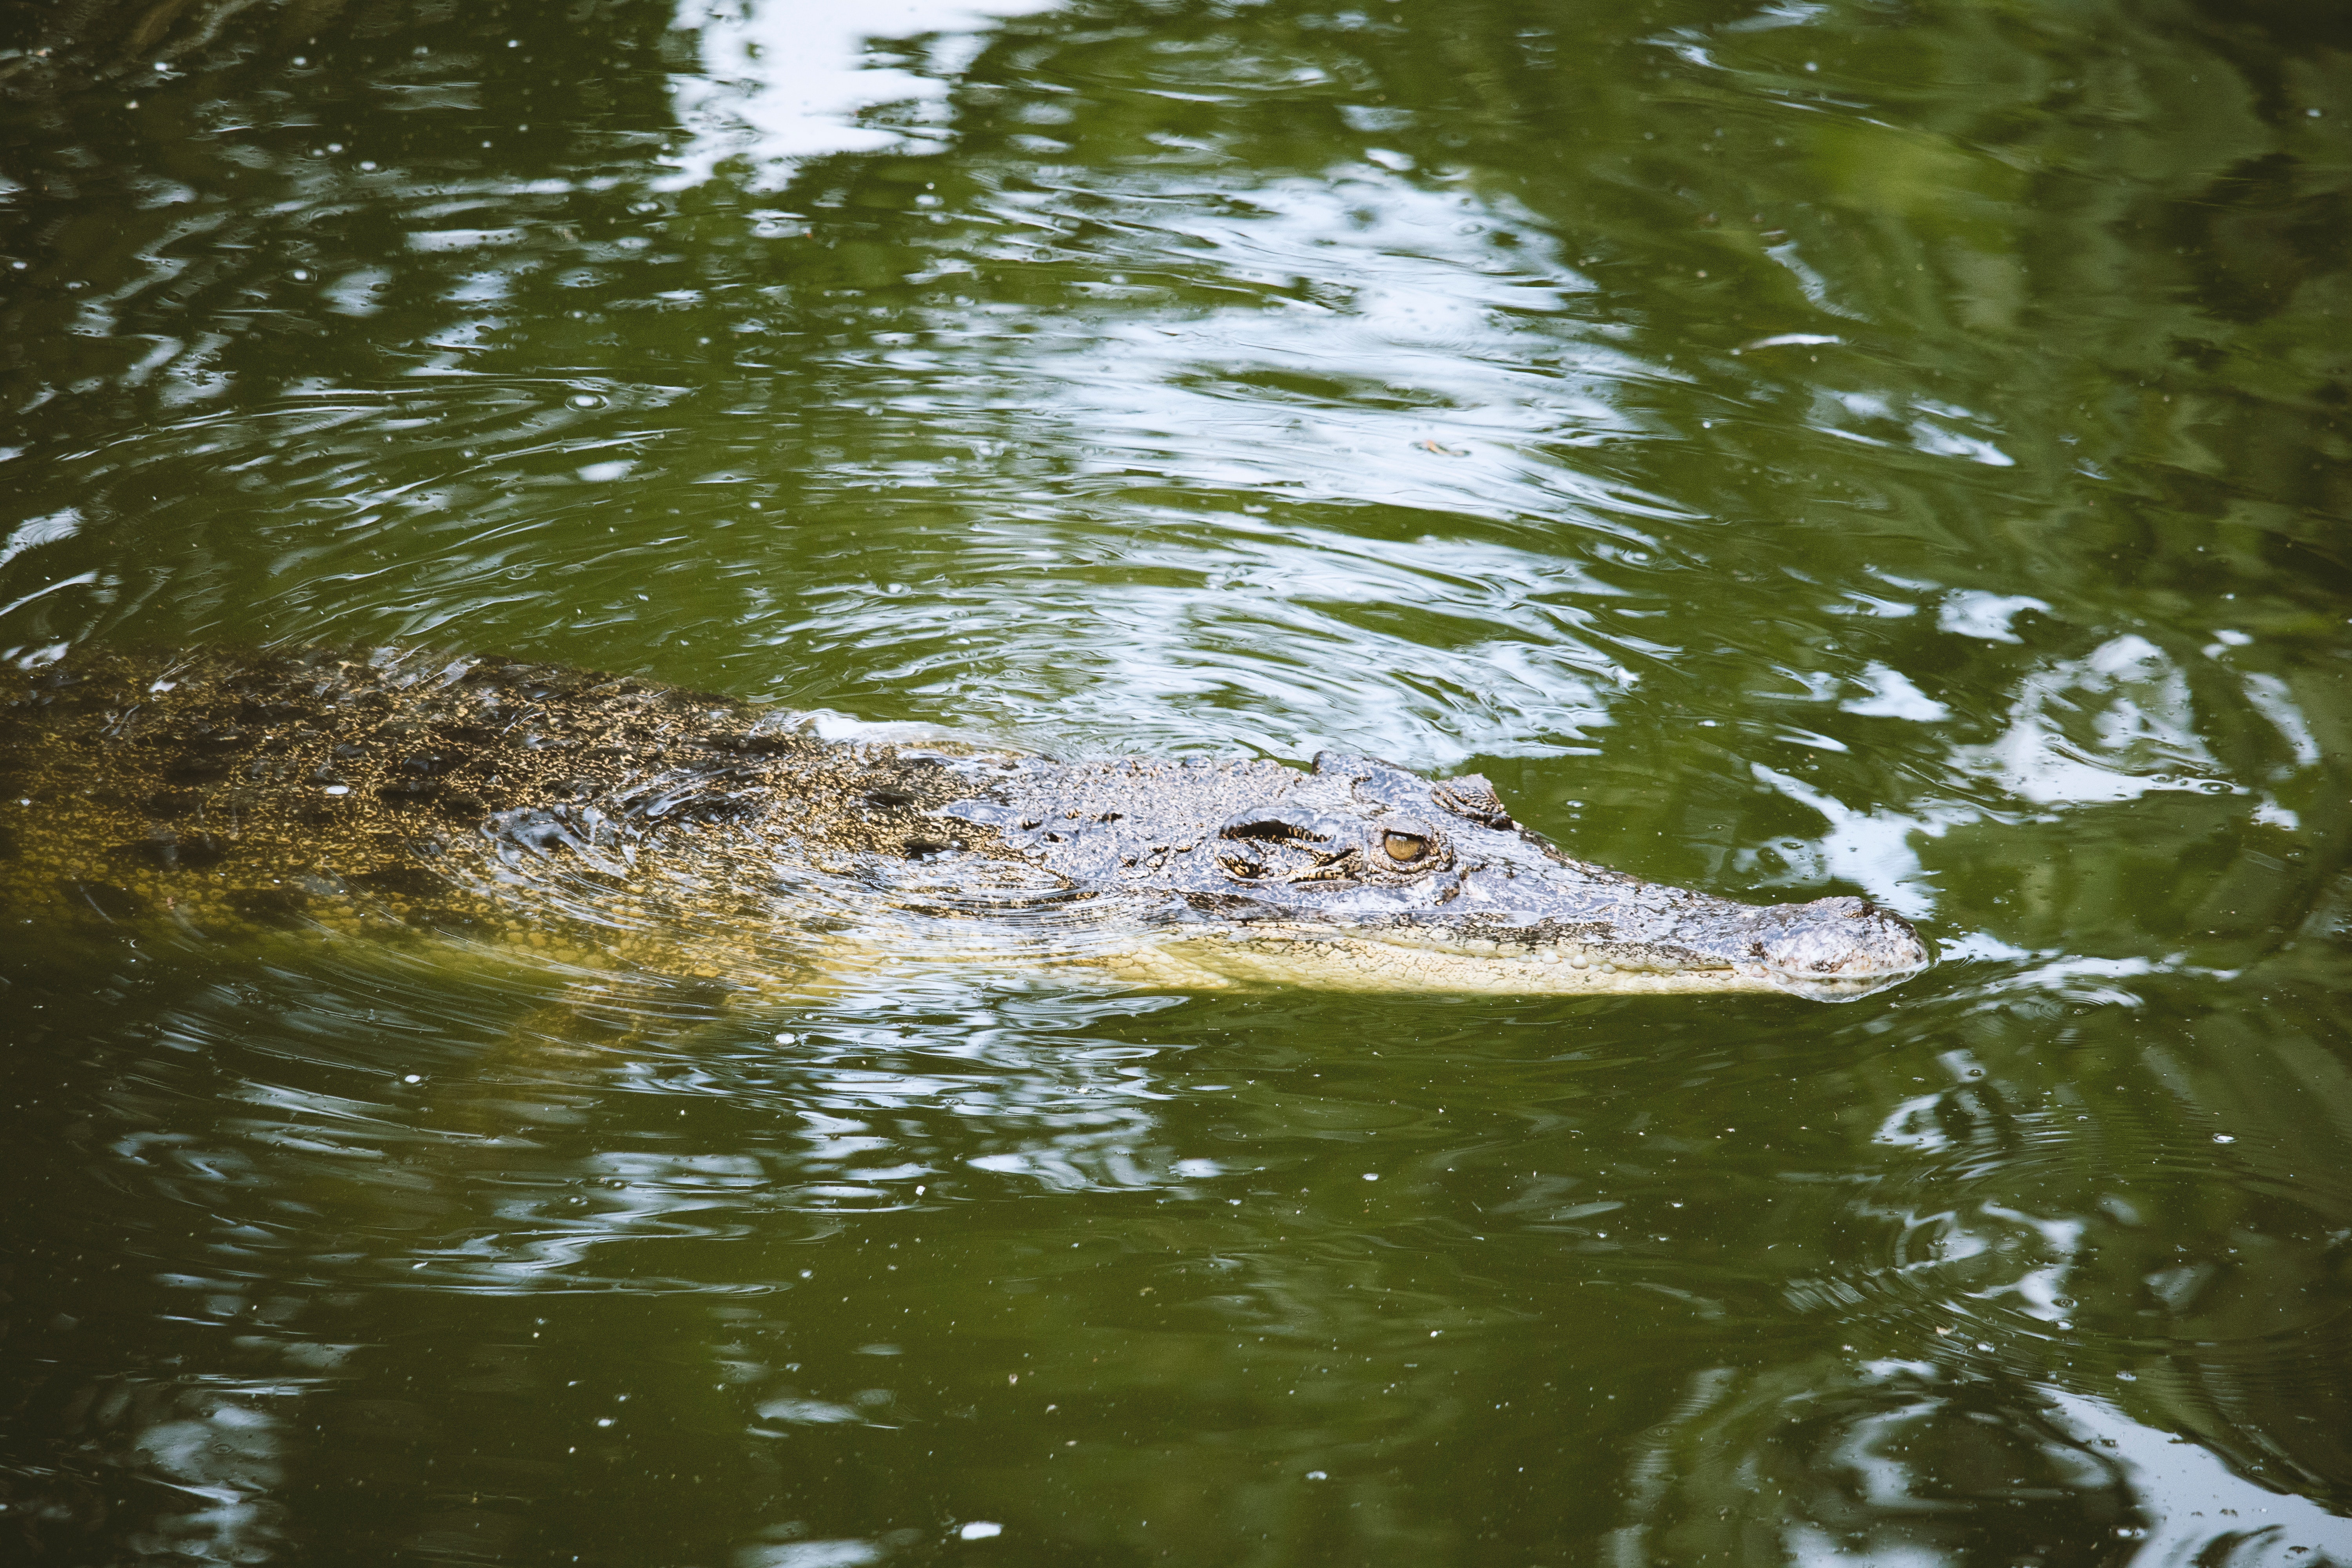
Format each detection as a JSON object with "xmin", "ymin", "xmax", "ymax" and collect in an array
[
  {"xmin": 568, "ymin": 392, "xmax": 605, "ymax": 410},
  {"xmin": 958, "ymin": 1522, "xmax": 1001, "ymax": 1541}
]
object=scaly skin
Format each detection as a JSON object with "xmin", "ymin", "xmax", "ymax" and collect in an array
[{"xmin": 0, "ymin": 646, "xmax": 1931, "ymax": 1001}]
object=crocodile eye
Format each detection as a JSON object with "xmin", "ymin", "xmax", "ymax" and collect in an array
[{"xmin": 1383, "ymin": 831, "xmax": 1430, "ymax": 863}]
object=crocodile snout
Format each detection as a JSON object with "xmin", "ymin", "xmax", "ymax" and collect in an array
[{"xmin": 1755, "ymin": 895, "xmax": 1930, "ymax": 981}]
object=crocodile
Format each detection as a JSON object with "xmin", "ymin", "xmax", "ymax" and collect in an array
[{"xmin": 0, "ymin": 646, "xmax": 1930, "ymax": 1001}]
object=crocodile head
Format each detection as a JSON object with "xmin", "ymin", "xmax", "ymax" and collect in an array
[{"xmin": 948, "ymin": 751, "xmax": 1930, "ymax": 1002}]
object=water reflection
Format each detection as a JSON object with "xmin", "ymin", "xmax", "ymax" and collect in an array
[
  {"xmin": 5, "ymin": 0, "xmax": 2352, "ymax": 1561},
  {"xmin": 1610, "ymin": 1353, "xmax": 2352, "ymax": 1567},
  {"xmin": 663, "ymin": 0, "xmax": 1067, "ymax": 178},
  {"xmin": 7, "ymin": 940, "xmax": 2352, "ymax": 1558}
]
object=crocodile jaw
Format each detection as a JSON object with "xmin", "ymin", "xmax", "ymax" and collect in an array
[{"xmin": 1143, "ymin": 908, "xmax": 1931, "ymax": 1002}]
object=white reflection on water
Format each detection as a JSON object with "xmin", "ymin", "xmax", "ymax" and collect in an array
[
  {"xmin": 887, "ymin": 170, "xmax": 1640, "ymax": 529},
  {"xmin": 1743, "ymin": 763, "xmax": 1955, "ymax": 917},
  {"xmin": 663, "ymin": 0, "xmax": 1067, "ymax": 185},
  {"xmin": 784, "ymin": 515, "xmax": 1628, "ymax": 766},
  {"xmin": 131, "ymin": 1400, "xmax": 284, "ymax": 1512},
  {"xmin": 751, "ymin": 167, "xmax": 1667, "ymax": 762},
  {"xmin": 0, "ymin": 506, "xmax": 80, "ymax": 569},
  {"xmin": 1957, "ymin": 633, "xmax": 2239, "ymax": 808},
  {"xmin": 370, "ymin": 975, "xmax": 1207, "ymax": 1290},
  {"xmin": 54, "ymin": 1383, "xmax": 292, "ymax": 1566},
  {"xmin": 2038, "ymin": 1391, "xmax": 2352, "ymax": 1568},
  {"xmin": 1607, "ymin": 1357, "xmax": 2352, "ymax": 1568},
  {"xmin": 1744, "ymin": 623, "xmax": 2324, "ymax": 931}
]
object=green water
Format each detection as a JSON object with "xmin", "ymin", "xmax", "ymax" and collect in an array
[{"xmin": 3, "ymin": 0, "xmax": 2350, "ymax": 1562}]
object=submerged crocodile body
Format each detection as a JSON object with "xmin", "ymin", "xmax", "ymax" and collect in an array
[{"xmin": 0, "ymin": 647, "xmax": 1930, "ymax": 1001}]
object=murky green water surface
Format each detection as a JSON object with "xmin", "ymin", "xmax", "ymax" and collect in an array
[{"xmin": 4, "ymin": 0, "xmax": 2350, "ymax": 1562}]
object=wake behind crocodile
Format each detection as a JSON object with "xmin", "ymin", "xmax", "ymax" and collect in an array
[{"xmin": 0, "ymin": 647, "xmax": 1931, "ymax": 1002}]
